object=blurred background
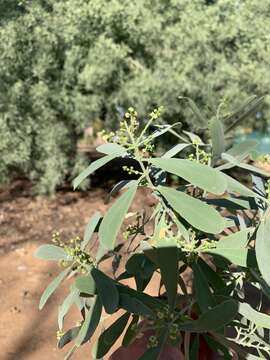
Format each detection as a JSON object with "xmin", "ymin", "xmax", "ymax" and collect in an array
[{"xmin": 1, "ymin": 0, "xmax": 270, "ymax": 359}]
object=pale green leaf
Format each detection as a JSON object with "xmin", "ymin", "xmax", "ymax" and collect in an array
[
  {"xmin": 73, "ymin": 155, "xmax": 117, "ymax": 190},
  {"xmin": 96, "ymin": 143, "xmax": 127, "ymax": 156},
  {"xmin": 238, "ymin": 302, "xmax": 270, "ymax": 329},
  {"xmin": 99, "ymin": 181, "xmax": 138, "ymax": 250},
  {"xmin": 58, "ymin": 289, "xmax": 79, "ymax": 330},
  {"xmin": 158, "ymin": 186, "xmax": 225, "ymax": 234},
  {"xmin": 209, "ymin": 117, "xmax": 225, "ymax": 161},
  {"xmin": 82, "ymin": 212, "xmax": 101, "ymax": 250},
  {"xmin": 39, "ymin": 267, "xmax": 70, "ymax": 310},
  {"xmin": 35, "ymin": 244, "xmax": 69, "ymax": 261},
  {"xmin": 256, "ymin": 214, "xmax": 270, "ymax": 287},
  {"xmin": 74, "ymin": 274, "xmax": 96, "ymax": 295},
  {"xmin": 162, "ymin": 143, "xmax": 190, "ymax": 159},
  {"xmin": 151, "ymin": 158, "xmax": 227, "ymax": 195}
]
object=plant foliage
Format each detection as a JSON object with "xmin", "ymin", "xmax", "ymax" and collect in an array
[
  {"xmin": 36, "ymin": 100, "xmax": 270, "ymax": 359},
  {"xmin": 0, "ymin": 0, "xmax": 269, "ymax": 192}
]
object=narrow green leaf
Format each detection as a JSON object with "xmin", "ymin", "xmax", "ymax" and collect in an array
[
  {"xmin": 224, "ymin": 173, "xmax": 263, "ymax": 199},
  {"xmin": 76, "ymin": 296, "xmax": 102, "ymax": 346},
  {"xmin": 238, "ymin": 302, "xmax": 270, "ymax": 329},
  {"xmin": 158, "ymin": 186, "xmax": 225, "ymax": 234},
  {"xmin": 39, "ymin": 267, "xmax": 70, "ymax": 310},
  {"xmin": 96, "ymin": 143, "xmax": 127, "ymax": 155},
  {"xmin": 197, "ymin": 258, "xmax": 226, "ymax": 291},
  {"xmin": 119, "ymin": 293, "xmax": 155, "ymax": 318},
  {"xmin": 73, "ymin": 155, "xmax": 117, "ymax": 190},
  {"xmin": 126, "ymin": 254, "xmax": 156, "ymax": 279},
  {"xmin": 117, "ymin": 284, "xmax": 164, "ymax": 310},
  {"xmin": 99, "ymin": 181, "xmax": 138, "ymax": 250},
  {"xmin": 151, "ymin": 158, "xmax": 227, "ymax": 195},
  {"xmin": 96, "ymin": 313, "xmax": 130, "ymax": 358},
  {"xmin": 156, "ymin": 238, "xmax": 178, "ymax": 310},
  {"xmin": 192, "ymin": 262, "xmax": 216, "ymax": 313},
  {"xmin": 74, "ymin": 274, "xmax": 96, "ymax": 295},
  {"xmin": 162, "ymin": 144, "xmax": 190, "ymax": 159},
  {"xmin": 256, "ymin": 214, "xmax": 270, "ymax": 287},
  {"xmin": 35, "ymin": 244, "xmax": 69, "ymax": 261},
  {"xmin": 122, "ymin": 315, "xmax": 139, "ymax": 347},
  {"xmin": 179, "ymin": 300, "xmax": 238, "ymax": 332},
  {"xmin": 209, "ymin": 117, "xmax": 225, "ymax": 161},
  {"xmin": 91, "ymin": 268, "xmax": 119, "ymax": 314},
  {"xmin": 58, "ymin": 289, "xmax": 79, "ymax": 330},
  {"xmin": 58, "ymin": 327, "xmax": 80, "ymax": 349},
  {"xmin": 82, "ymin": 212, "xmax": 101, "ymax": 250},
  {"xmin": 205, "ymin": 229, "xmax": 252, "ymax": 267}
]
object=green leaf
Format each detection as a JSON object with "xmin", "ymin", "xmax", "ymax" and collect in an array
[
  {"xmin": 209, "ymin": 117, "xmax": 225, "ymax": 161},
  {"xmin": 73, "ymin": 155, "xmax": 117, "ymax": 190},
  {"xmin": 96, "ymin": 143, "xmax": 127, "ymax": 155},
  {"xmin": 74, "ymin": 274, "xmax": 96, "ymax": 295},
  {"xmin": 34, "ymin": 244, "xmax": 69, "ymax": 261},
  {"xmin": 58, "ymin": 327, "xmax": 80, "ymax": 349},
  {"xmin": 99, "ymin": 181, "xmax": 138, "ymax": 250},
  {"xmin": 119, "ymin": 293, "xmax": 155, "ymax": 318},
  {"xmin": 204, "ymin": 229, "xmax": 252, "ymax": 267},
  {"xmin": 126, "ymin": 254, "xmax": 156, "ymax": 279},
  {"xmin": 39, "ymin": 267, "xmax": 70, "ymax": 310},
  {"xmin": 117, "ymin": 284, "xmax": 164, "ymax": 310},
  {"xmin": 238, "ymin": 302, "xmax": 270, "ymax": 329},
  {"xmin": 91, "ymin": 268, "xmax": 119, "ymax": 314},
  {"xmin": 122, "ymin": 315, "xmax": 139, "ymax": 347},
  {"xmin": 96, "ymin": 313, "xmax": 130, "ymax": 358},
  {"xmin": 156, "ymin": 238, "xmax": 178, "ymax": 310},
  {"xmin": 224, "ymin": 173, "xmax": 262, "ymax": 199},
  {"xmin": 179, "ymin": 300, "xmax": 238, "ymax": 332},
  {"xmin": 58, "ymin": 289, "xmax": 79, "ymax": 330},
  {"xmin": 256, "ymin": 214, "xmax": 270, "ymax": 287},
  {"xmin": 162, "ymin": 144, "xmax": 191, "ymax": 159},
  {"xmin": 82, "ymin": 212, "xmax": 101, "ymax": 250},
  {"xmin": 192, "ymin": 262, "xmax": 216, "ymax": 313},
  {"xmin": 76, "ymin": 296, "xmax": 102, "ymax": 346},
  {"xmin": 197, "ymin": 258, "xmax": 226, "ymax": 292},
  {"xmin": 158, "ymin": 186, "xmax": 225, "ymax": 234},
  {"xmin": 151, "ymin": 158, "xmax": 227, "ymax": 195}
]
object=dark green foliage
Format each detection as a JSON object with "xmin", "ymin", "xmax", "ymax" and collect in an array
[{"xmin": 1, "ymin": 0, "xmax": 269, "ymax": 192}]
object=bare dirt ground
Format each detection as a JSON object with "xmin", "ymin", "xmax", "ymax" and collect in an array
[{"xmin": 0, "ymin": 181, "xmax": 155, "ymax": 360}]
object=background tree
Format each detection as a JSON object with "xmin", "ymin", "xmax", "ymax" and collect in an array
[{"xmin": 0, "ymin": 0, "xmax": 269, "ymax": 193}]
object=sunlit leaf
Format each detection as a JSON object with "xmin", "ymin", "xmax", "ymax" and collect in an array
[
  {"xmin": 151, "ymin": 158, "xmax": 227, "ymax": 195},
  {"xmin": 74, "ymin": 274, "xmax": 96, "ymax": 295},
  {"xmin": 82, "ymin": 212, "xmax": 101, "ymax": 250},
  {"xmin": 73, "ymin": 155, "xmax": 117, "ymax": 189},
  {"xmin": 76, "ymin": 296, "xmax": 102, "ymax": 346},
  {"xmin": 39, "ymin": 267, "xmax": 70, "ymax": 310},
  {"xmin": 158, "ymin": 186, "xmax": 225, "ymax": 234},
  {"xmin": 256, "ymin": 214, "xmax": 270, "ymax": 287},
  {"xmin": 96, "ymin": 143, "xmax": 127, "ymax": 156},
  {"xmin": 162, "ymin": 143, "xmax": 191, "ymax": 159},
  {"xmin": 35, "ymin": 244, "xmax": 69, "ymax": 261},
  {"xmin": 58, "ymin": 289, "xmax": 79, "ymax": 330},
  {"xmin": 238, "ymin": 302, "xmax": 270, "ymax": 329},
  {"xmin": 91, "ymin": 268, "xmax": 119, "ymax": 314},
  {"xmin": 226, "ymin": 140, "xmax": 258, "ymax": 159},
  {"xmin": 58, "ymin": 326, "xmax": 80, "ymax": 349},
  {"xmin": 99, "ymin": 181, "xmax": 138, "ymax": 250}
]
